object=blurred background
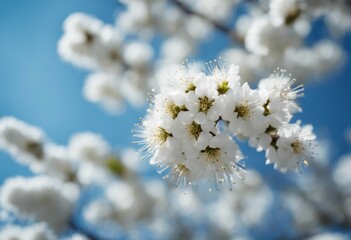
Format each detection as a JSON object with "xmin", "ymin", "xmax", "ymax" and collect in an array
[{"xmin": 0, "ymin": 0, "xmax": 351, "ymax": 239}]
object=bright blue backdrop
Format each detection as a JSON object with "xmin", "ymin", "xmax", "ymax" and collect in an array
[{"xmin": 0, "ymin": 0, "xmax": 350, "ymax": 184}]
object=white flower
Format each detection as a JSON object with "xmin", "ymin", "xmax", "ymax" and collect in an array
[
  {"xmin": 333, "ymin": 154, "xmax": 351, "ymax": 194},
  {"xmin": 245, "ymin": 16, "xmax": 301, "ymax": 56},
  {"xmin": 67, "ymin": 234, "xmax": 90, "ymax": 240},
  {"xmin": 269, "ymin": 0, "xmax": 301, "ymax": 26},
  {"xmin": 83, "ymin": 72, "xmax": 124, "ymax": 114},
  {"xmin": 96, "ymin": 25, "xmax": 124, "ymax": 72},
  {"xmin": 266, "ymin": 123, "xmax": 316, "ymax": 172},
  {"xmin": 58, "ymin": 13, "xmax": 124, "ymax": 72},
  {"xmin": 306, "ymin": 232, "xmax": 350, "ymax": 240},
  {"xmin": 0, "ymin": 176, "xmax": 73, "ymax": 232},
  {"xmin": 83, "ymin": 199, "xmax": 116, "ymax": 225},
  {"xmin": 42, "ymin": 144, "xmax": 76, "ymax": 182},
  {"xmin": 68, "ymin": 132, "xmax": 111, "ymax": 166},
  {"xmin": 0, "ymin": 117, "xmax": 45, "ymax": 169},
  {"xmin": 183, "ymin": 132, "xmax": 245, "ymax": 191},
  {"xmin": 84, "ymin": 180, "xmax": 155, "ymax": 227},
  {"xmin": 258, "ymin": 69, "xmax": 304, "ymax": 116},
  {"xmin": 221, "ymin": 82, "xmax": 266, "ymax": 137},
  {"xmin": 123, "ymin": 41, "xmax": 154, "ymax": 70},
  {"xmin": 58, "ymin": 13, "xmax": 104, "ymax": 70},
  {"xmin": 0, "ymin": 224, "xmax": 57, "ymax": 240}
]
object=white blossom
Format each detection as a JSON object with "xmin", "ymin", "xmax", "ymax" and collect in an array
[
  {"xmin": 83, "ymin": 72, "xmax": 125, "ymax": 114},
  {"xmin": 0, "ymin": 224, "xmax": 57, "ymax": 240},
  {"xmin": 245, "ymin": 16, "xmax": 301, "ymax": 56},
  {"xmin": 68, "ymin": 132, "xmax": 111, "ymax": 166},
  {"xmin": 266, "ymin": 123, "xmax": 316, "ymax": 172},
  {"xmin": 0, "ymin": 176, "xmax": 73, "ymax": 232},
  {"xmin": 0, "ymin": 117, "xmax": 45, "ymax": 170},
  {"xmin": 269, "ymin": 0, "xmax": 301, "ymax": 26}
]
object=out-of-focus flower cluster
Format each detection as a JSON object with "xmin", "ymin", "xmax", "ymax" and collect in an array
[
  {"xmin": 57, "ymin": 0, "xmax": 349, "ymax": 114},
  {"xmin": 136, "ymin": 62, "xmax": 316, "ymax": 190}
]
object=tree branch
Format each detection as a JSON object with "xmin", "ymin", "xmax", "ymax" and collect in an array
[
  {"xmin": 169, "ymin": 0, "xmax": 244, "ymax": 46},
  {"xmin": 69, "ymin": 219, "xmax": 100, "ymax": 240}
]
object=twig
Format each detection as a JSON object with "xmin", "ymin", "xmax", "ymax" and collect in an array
[
  {"xmin": 169, "ymin": 0, "xmax": 245, "ymax": 46},
  {"xmin": 69, "ymin": 220, "xmax": 100, "ymax": 240}
]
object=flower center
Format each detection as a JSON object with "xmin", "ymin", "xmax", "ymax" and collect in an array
[
  {"xmin": 217, "ymin": 80, "xmax": 229, "ymax": 95},
  {"xmin": 84, "ymin": 31, "xmax": 95, "ymax": 44},
  {"xmin": 185, "ymin": 83, "xmax": 196, "ymax": 93},
  {"xmin": 153, "ymin": 127, "xmax": 172, "ymax": 145},
  {"xmin": 201, "ymin": 146, "xmax": 221, "ymax": 163},
  {"xmin": 291, "ymin": 140, "xmax": 303, "ymax": 154},
  {"xmin": 166, "ymin": 102, "xmax": 187, "ymax": 119},
  {"xmin": 25, "ymin": 141, "xmax": 44, "ymax": 159},
  {"xmin": 234, "ymin": 102, "xmax": 251, "ymax": 120},
  {"xmin": 187, "ymin": 121, "xmax": 202, "ymax": 140},
  {"xmin": 198, "ymin": 96, "xmax": 214, "ymax": 114},
  {"xmin": 174, "ymin": 163, "xmax": 190, "ymax": 175}
]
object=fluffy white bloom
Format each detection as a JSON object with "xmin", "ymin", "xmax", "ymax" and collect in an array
[
  {"xmin": 83, "ymin": 72, "xmax": 124, "ymax": 114},
  {"xmin": 258, "ymin": 69, "xmax": 304, "ymax": 122},
  {"xmin": 186, "ymin": 0, "xmax": 239, "ymax": 21},
  {"xmin": 220, "ymin": 82, "xmax": 266, "ymax": 137},
  {"xmin": 0, "ymin": 117, "xmax": 45, "ymax": 169},
  {"xmin": 0, "ymin": 176, "xmax": 73, "ymax": 232},
  {"xmin": 0, "ymin": 224, "xmax": 57, "ymax": 240},
  {"xmin": 68, "ymin": 132, "xmax": 111, "ymax": 166},
  {"xmin": 42, "ymin": 144, "xmax": 76, "ymax": 182},
  {"xmin": 58, "ymin": 13, "xmax": 104, "ymax": 69},
  {"xmin": 67, "ymin": 234, "xmax": 90, "ymax": 240},
  {"xmin": 269, "ymin": 0, "xmax": 301, "ymax": 26},
  {"xmin": 123, "ymin": 42, "xmax": 153, "ymax": 69},
  {"xmin": 245, "ymin": 16, "xmax": 301, "ymax": 56},
  {"xmin": 208, "ymin": 171, "xmax": 272, "ymax": 233},
  {"xmin": 313, "ymin": 41, "xmax": 344, "ymax": 76},
  {"xmin": 161, "ymin": 36, "xmax": 194, "ymax": 62},
  {"xmin": 84, "ymin": 180, "xmax": 155, "ymax": 227},
  {"xmin": 221, "ymin": 48, "xmax": 260, "ymax": 83},
  {"xmin": 284, "ymin": 192, "xmax": 321, "ymax": 234},
  {"xmin": 266, "ymin": 123, "xmax": 316, "ymax": 172},
  {"xmin": 83, "ymin": 199, "xmax": 116, "ymax": 225},
  {"xmin": 58, "ymin": 13, "xmax": 124, "ymax": 72},
  {"xmin": 333, "ymin": 154, "xmax": 351, "ymax": 194},
  {"xmin": 306, "ymin": 232, "xmax": 351, "ymax": 240},
  {"xmin": 93, "ymin": 26, "xmax": 124, "ymax": 73}
]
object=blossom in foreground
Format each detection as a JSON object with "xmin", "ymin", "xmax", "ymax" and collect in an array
[{"xmin": 136, "ymin": 61, "xmax": 316, "ymax": 189}]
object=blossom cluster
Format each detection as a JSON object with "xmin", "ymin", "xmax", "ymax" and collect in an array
[
  {"xmin": 58, "ymin": 13, "xmax": 154, "ymax": 113},
  {"xmin": 137, "ymin": 61, "xmax": 316, "ymax": 189},
  {"xmin": 56, "ymin": 0, "xmax": 350, "ymax": 116},
  {"xmin": 0, "ymin": 117, "xmax": 146, "ymax": 235}
]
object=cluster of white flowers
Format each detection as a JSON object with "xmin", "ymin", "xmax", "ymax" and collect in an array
[
  {"xmin": 58, "ymin": 13, "xmax": 153, "ymax": 113},
  {"xmin": 0, "ymin": 224, "xmax": 56, "ymax": 240},
  {"xmin": 0, "ymin": 116, "xmax": 145, "ymax": 237},
  {"xmin": 56, "ymin": 0, "xmax": 350, "ymax": 116},
  {"xmin": 137, "ymin": 61, "xmax": 316, "ymax": 189}
]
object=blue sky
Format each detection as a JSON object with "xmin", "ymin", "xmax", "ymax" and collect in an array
[{"xmin": 0, "ymin": 0, "xmax": 350, "ymax": 182}]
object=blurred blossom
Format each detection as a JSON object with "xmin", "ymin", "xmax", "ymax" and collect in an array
[{"xmin": 0, "ymin": 224, "xmax": 57, "ymax": 240}]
